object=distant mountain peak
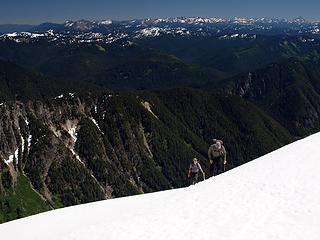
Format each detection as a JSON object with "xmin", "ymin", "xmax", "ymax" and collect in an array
[
  {"xmin": 0, "ymin": 16, "xmax": 319, "ymax": 45},
  {"xmin": 98, "ymin": 19, "xmax": 112, "ymax": 25}
]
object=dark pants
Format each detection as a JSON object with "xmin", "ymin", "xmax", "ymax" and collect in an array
[
  {"xmin": 190, "ymin": 172, "xmax": 199, "ymax": 185},
  {"xmin": 210, "ymin": 157, "xmax": 224, "ymax": 177}
]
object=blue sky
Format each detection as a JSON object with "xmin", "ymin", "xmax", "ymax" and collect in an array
[{"xmin": 1, "ymin": 0, "xmax": 319, "ymax": 24}]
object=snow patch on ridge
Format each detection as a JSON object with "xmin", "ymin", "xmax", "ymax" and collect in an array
[
  {"xmin": 4, "ymin": 133, "xmax": 25, "ymax": 166},
  {"xmin": 65, "ymin": 122, "xmax": 83, "ymax": 163},
  {"xmin": 54, "ymin": 94, "xmax": 64, "ymax": 99},
  {"xmin": 141, "ymin": 101, "xmax": 158, "ymax": 119},
  {"xmin": 27, "ymin": 135, "xmax": 32, "ymax": 152},
  {"xmin": 68, "ymin": 147, "xmax": 83, "ymax": 164},
  {"xmin": 4, "ymin": 148, "xmax": 19, "ymax": 165},
  {"xmin": 90, "ymin": 118, "xmax": 104, "ymax": 135},
  {"xmin": 20, "ymin": 135, "xmax": 25, "ymax": 156},
  {"xmin": 99, "ymin": 20, "xmax": 112, "ymax": 25},
  {"xmin": 55, "ymin": 120, "xmax": 84, "ymax": 164},
  {"xmin": 68, "ymin": 126, "xmax": 78, "ymax": 143}
]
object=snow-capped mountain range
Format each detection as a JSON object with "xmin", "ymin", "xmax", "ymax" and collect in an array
[{"xmin": 0, "ymin": 17, "xmax": 320, "ymax": 44}]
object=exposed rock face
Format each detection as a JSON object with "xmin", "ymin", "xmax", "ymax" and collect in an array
[
  {"xmin": 0, "ymin": 93, "xmax": 175, "ymax": 210},
  {"xmin": 0, "ymin": 89, "xmax": 293, "ymax": 222},
  {"xmin": 0, "ymin": 94, "xmax": 147, "ymax": 207},
  {"xmin": 224, "ymin": 60, "xmax": 320, "ymax": 136}
]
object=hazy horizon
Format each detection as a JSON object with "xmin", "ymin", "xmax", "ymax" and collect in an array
[
  {"xmin": 1, "ymin": 0, "xmax": 320, "ymax": 25},
  {"xmin": 0, "ymin": 15, "xmax": 319, "ymax": 26}
]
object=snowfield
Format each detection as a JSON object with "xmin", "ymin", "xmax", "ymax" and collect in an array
[{"xmin": 1, "ymin": 133, "xmax": 320, "ymax": 240}]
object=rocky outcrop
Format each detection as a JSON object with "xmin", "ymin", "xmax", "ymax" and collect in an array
[
  {"xmin": 0, "ymin": 89, "xmax": 293, "ymax": 222},
  {"xmin": 223, "ymin": 60, "xmax": 320, "ymax": 136}
]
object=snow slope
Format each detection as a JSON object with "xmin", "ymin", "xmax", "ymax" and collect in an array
[{"xmin": 1, "ymin": 133, "xmax": 320, "ymax": 240}]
